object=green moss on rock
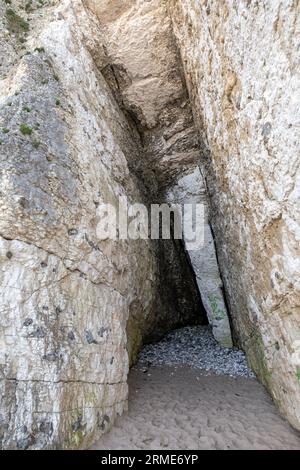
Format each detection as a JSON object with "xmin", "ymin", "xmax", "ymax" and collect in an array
[
  {"xmin": 20, "ymin": 124, "xmax": 33, "ymax": 135},
  {"xmin": 6, "ymin": 8, "xmax": 29, "ymax": 33},
  {"xmin": 126, "ymin": 316, "xmax": 143, "ymax": 366}
]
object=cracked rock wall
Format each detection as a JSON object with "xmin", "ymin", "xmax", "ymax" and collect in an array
[
  {"xmin": 3, "ymin": 0, "xmax": 299, "ymax": 448},
  {"xmin": 85, "ymin": 0, "xmax": 201, "ymax": 190},
  {"xmin": 0, "ymin": 0, "xmax": 143, "ymax": 449},
  {"xmin": 0, "ymin": 0, "xmax": 203, "ymax": 449},
  {"xmin": 84, "ymin": 0, "xmax": 232, "ymax": 346},
  {"xmin": 170, "ymin": 0, "xmax": 300, "ymax": 430},
  {"xmin": 167, "ymin": 167, "xmax": 232, "ymax": 348}
]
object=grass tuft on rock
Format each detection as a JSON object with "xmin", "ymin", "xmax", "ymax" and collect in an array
[
  {"xmin": 32, "ymin": 140, "xmax": 40, "ymax": 149},
  {"xmin": 25, "ymin": 1, "xmax": 33, "ymax": 13},
  {"xmin": 20, "ymin": 124, "xmax": 33, "ymax": 135},
  {"xmin": 6, "ymin": 9, "xmax": 30, "ymax": 33},
  {"xmin": 34, "ymin": 47, "xmax": 45, "ymax": 53}
]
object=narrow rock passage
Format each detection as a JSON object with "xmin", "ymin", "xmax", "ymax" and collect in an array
[{"xmin": 92, "ymin": 327, "xmax": 300, "ymax": 450}]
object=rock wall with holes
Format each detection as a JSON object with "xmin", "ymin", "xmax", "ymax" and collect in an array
[
  {"xmin": 170, "ymin": 0, "xmax": 300, "ymax": 430},
  {"xmin": 0, "ymin": 0, "xmax": 203, "ymax": 449}
]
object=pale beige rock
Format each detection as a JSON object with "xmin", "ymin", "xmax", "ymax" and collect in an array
[
  {"xmin": 84, "ymin": 0, "xmax": 201, "ymax": 188},
  {"xmin": 0, "ymin": 0, "xmax": 203, "ymax": 448},
  {"xmin": 84, "ymin": 0, "xmax": 231, "ymax": 344},
  {"xmin": 170, "ymin": 0, "xmax": 300, "ymax": 430},
  {"xmin": 0, "ymin": 0, "xmax": 152, "ymax": 448},
  {"xmin": 1, "ymin": 0, "xmax": 299, "ymax": 449},
  {"xmin": 167, "ymin": 167, "xmax": 233, "ymax": 348}
]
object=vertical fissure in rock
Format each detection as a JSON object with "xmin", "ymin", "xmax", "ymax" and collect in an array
[
  {"xmin": 84, "ymin": 0, "xmax": 233, "ymax": 350},
  {"xmin": 3, "ymin": 0, "xmax": 299, "ymax": 450}
]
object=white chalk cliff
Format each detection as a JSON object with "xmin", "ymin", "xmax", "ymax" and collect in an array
[{"xmin": 0, "ymin": 0, "xmax": 299, "ymax": 448}]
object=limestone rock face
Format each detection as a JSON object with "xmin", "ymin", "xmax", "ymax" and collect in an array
[
  {"xmin": 0, "ymin": 0, "xmax": 202, "ymax": 449},
  {"xmin": 84, "ymin": 0, "xmax": 231, "ymax": 343},
  {"xmin": 0, "ymin": 0, "xmax": 146, "ymax": 449},
  {"xmin": 1, "ymin": 0, "xmax": 299, "ymax": 448},
  {"xmin": 167, "ymin": 167, "xmax": 232, "ymax": 348},
  {"xmin": 170, "ymin": 0, "xmax": 300, "ymax": 430},
  {"xmin": 84, "ymin": 0, "xmax": 201, "ymax": 189}
]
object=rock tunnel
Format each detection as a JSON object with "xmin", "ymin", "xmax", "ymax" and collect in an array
[{"xmin": 0, "ymin": 0, "xmax": 299, "ymax": 449}]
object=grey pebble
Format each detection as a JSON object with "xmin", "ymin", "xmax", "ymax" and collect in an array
[{"xmin": 137, "ymin": 325, "xmax": 255, "ymax": 379}]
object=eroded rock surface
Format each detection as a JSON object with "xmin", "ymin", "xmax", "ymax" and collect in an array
[
  {"xmin": 85, "ymin": 0, "xmax": 200, "ymax": 189},
  {"xmin": 0, "ymin": 0, "xmax": 203, "ymax": 449},
  {"xmin": 1, "ymin": 0, "xmax": 299, "ymax": 449},
  {"xmin": 84, "ymin": 0, "xmax": 231, "ymax": 344},
  {"xmin": 167, "ymin": 168, "xmax": 232, "ymax": 347},
  {"xmin": 170, "ymin": 0, "xmax": 300, "ymax": 430}
]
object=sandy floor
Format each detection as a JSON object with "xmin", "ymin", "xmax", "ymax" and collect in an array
[{"xmin": 92, "ymin": 366, "xmax": 300, "ymax": 450}]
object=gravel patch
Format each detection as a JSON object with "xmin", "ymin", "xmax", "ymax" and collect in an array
[{"xmin": 137, "ymin": 325, "xmax": 255, "ymax": 378}]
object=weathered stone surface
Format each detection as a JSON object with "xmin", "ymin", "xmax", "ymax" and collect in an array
[
  {"xmin": 84, "ymin": 0, "xmax": 229, "ymax": 343},
  {"xmin": 170, "ymin": 0, "xmax": 300, "ymax": 430},
  {"xmin": 84, "ymin": 0, "xmax": 202, "ymax": 189},
  {"xmin": 167, "ymin": 167, "xmax": 232, "ymax": 348},
  {"xmin": 0, "ymin": 0, "xmax": 203, "ymax": 448},
  {"xmin": 2, "ymin": 0, "xmax": 299, "ymax": 448},
  {"xmin": 0, "ymin": 0, "xmax": 140, "ymax": 448}
]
